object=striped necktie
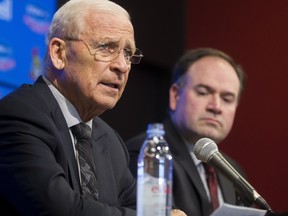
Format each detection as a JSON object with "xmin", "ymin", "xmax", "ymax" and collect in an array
[{"xmin": 71, "ymin": 122, "xmax": 99, "ymax": 200}]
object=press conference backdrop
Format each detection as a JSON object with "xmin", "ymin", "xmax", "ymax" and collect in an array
[{"xmin": 0, "ymin": 0, "xmax": 56, "ymax": 98}]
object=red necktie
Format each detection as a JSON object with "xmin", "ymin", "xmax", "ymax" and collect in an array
[{"xmin": 203, "ymin": 163, "xmax": 219, "ymax": 210}]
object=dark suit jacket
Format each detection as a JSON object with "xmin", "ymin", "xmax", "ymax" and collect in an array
[
  {"xmin": 126, "ymin": 118, "xmax": 246, "ymax": 216},
  {"xmin": 0, "ymin": 77, "xmax": 136, "ymax": 216}
]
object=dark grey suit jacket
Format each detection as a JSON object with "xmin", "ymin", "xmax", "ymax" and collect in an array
[
  {"xmin": 0, "ymin": 76, "xmax": 136, "ymax": 216},
  {"xmin": 126, "ymin": 118, "xmax": 246, "ymax": 216}
]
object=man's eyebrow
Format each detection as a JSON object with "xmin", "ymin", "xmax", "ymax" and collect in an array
[
  {"xmin": 195, "ymin": 84, "xmax": 237, "ymax": 96},
  {"xmin": 96, "ymin": 37, "xmax": 135, "ymax": 51},
  {"xmin": 97, "ymin": 37, "xmax": 118, "ymax": 43},
  {"xmin": 194, "ymin": 84, "xmax": 212, "ymax": 91},
  {"xmin": 123, "ymin": 38, "xmax": 136, "ymax": 50}
]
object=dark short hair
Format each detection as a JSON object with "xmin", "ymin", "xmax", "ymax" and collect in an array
[{"xmin": 172, "ymin": 48, "xmax": 246, "ymax": 96}]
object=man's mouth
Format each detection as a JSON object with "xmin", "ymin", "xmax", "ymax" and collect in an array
[
  {"xmin": 202, "ymin": 118, "xmax": 221, "ymax": 126},
  {"xmin": 101, "ymin": 82, "xmax": 120, "ymax": 89}
]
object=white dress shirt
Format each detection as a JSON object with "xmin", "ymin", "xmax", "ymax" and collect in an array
[{"xmin": 186, "ymin": 142, "xmax": 224, "ymax": 206}]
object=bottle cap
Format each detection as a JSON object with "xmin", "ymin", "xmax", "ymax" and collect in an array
[{"xmin": 146, "ymin": 123, "xmax": 165, "ymax": 136}]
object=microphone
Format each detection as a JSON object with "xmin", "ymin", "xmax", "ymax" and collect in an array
[{"xmin": 194, "ymin": 137, "xmax": 272, "ymax": 211}]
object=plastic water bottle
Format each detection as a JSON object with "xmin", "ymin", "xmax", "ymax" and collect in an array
[{"xmin": 137, "ymin": 123, "xmax": 173, "ymax": 216}]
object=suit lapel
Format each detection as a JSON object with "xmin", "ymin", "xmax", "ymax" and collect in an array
[
  {"xmin": 164, "ymin": 118, "xmax": 212, "ymax": 214},
  {"xmin": 91, "ymin": 117, "xmax": 118, "ymax": 202},
  {"xmin": 51, "ymin": 107, "xmax": 81, "ymax": 193},
  {"xmin": 33, "ymin": 77, "xmax": 81, "ymax": 193},
  {"xmin": 218, "ymin": 167, "xmax": 236, "ymax": 204},
  {"xmin": 174, "ymin": 149, "xmax": 207, "ymax": 198}
]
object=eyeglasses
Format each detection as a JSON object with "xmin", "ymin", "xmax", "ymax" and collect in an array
[{"xmin": 63, "ymin": 37, "xmax": 143, "ymax": 64}]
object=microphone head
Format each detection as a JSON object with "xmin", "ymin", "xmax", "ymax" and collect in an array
[{"xmin": 194, "ymin": 138, "xmax": 218, "ymax": 162}]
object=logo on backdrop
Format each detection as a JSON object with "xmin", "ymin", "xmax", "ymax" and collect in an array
[
  {"xmin": 0, "ymin": 0, "xmax": 13, "ymax": 21},
  {"xmin": 0, "ymin": 38, "xmax": 16, "ymax": 72},
  {"xmin": 29, "ymin": 47, "xmax": 42, "ymax": 81},
  {"xmin": 23, "ymin": 1, "xmax": 52, "ymax": 34}
]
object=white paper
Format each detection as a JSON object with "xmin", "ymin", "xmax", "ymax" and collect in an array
[{"xmin": 211, "ymin": 203, "xmax": 267, "ymax": 216}]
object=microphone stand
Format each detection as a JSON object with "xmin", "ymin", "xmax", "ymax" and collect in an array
[{"xmin": 234, "ymin": 181, "xmax": 280, "ymax": 216}]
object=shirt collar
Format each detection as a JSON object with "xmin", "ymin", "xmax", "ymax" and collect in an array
[
  {"xmin": 185, "ymin": 141, "xmax": 202, "ymax": 167},
  {"xmin": 43, "ymin": 76, "xmax": 92, "ymax": 129}
]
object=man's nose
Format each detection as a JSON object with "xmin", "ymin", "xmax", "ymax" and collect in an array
[
  {"xmin": 206, "ymin": 95, "xmax": 222, "ymax": 115},
  {"xmin": 110, "ymin": 50, "xmax": 130, "ymax": 74}
]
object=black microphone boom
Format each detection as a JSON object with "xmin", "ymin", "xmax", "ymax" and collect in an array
[{"xmin": 194, "ymin": 137, "xmax": 272, "ymax": 211}]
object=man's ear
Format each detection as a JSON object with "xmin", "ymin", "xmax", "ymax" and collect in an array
[
  {"xmin": 169, "ymin": 83, "xmax": 180, "ymax": 111},
  {"xmin": 49, "ymin": 38, "xmax": 66, "ymax": 70}
]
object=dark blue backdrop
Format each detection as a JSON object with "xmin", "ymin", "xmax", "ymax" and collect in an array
[{"xmin": 0, "ymin": 0, "xmax": 56, "ymax": 98}]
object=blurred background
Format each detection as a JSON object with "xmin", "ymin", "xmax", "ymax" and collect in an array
[{"xmin": 1, "ymin": 0, "xmax": 287, "ymax": 213}]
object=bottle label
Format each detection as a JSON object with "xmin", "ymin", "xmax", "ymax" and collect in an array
[{"xmin": 137, "ymin": 173, "xmax": 172, "ymax": 216}]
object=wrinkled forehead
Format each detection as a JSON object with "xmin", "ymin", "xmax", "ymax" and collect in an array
[{"xmin": 84, "ymin": 11, "xmax": 136, "ymax": 50}]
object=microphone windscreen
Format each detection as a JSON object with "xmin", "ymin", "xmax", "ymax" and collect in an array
[{"xmin": 194, "ymin": 138, "xmax": 218, "ymax": 162}]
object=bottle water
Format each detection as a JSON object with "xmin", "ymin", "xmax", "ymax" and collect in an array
[{"xmin": 137, "ymin": 123, "xmax": 173, "ymax": 216}]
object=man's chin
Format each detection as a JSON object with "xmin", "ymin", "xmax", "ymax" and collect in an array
[
  {"xmin": 97, "ymin": 96, "xmax": 119, "ymax": 109},
  {"xmin": 103, "ymin": 103, "xmax": 116, "ymax": 110},
  {"xmin": 199, "ymin": 131, "xmax": 224, "ymax": 143}
]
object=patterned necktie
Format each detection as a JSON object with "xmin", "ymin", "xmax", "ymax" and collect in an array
[
  {"xmin": 203, "ymin": 163, "xmax": 219, "ymax": 210},
  {"xmin": 71, "ymin": 122, "xmax": 99, "ymax": 200}
]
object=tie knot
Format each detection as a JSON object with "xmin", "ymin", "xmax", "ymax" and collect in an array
[
  {"xmin": 202, "ymin": 163, "xmax": 215, "ymax": 174},
  {"xmin": 71, "ymin": 122, "xmax": 92, "ymax": 140}
]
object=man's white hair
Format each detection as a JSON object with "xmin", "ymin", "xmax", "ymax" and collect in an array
[{"xmin": 46, "ymin": 0, "xmax": 130, "ymax": 44}]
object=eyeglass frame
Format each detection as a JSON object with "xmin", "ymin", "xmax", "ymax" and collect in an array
[{"xmin": 62, "ymin": 36, "xmax": 143, "ymax": 65}]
